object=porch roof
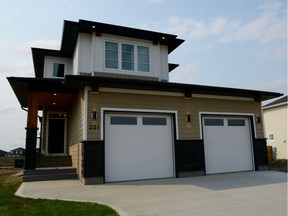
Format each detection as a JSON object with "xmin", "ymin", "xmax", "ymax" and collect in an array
[{"xmin": 8, "ymin": 75, "xmax": 283, "ymax": 108}]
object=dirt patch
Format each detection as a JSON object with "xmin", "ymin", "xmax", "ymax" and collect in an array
[
  {"xmin": 269, "ymin": 159, "xmax": 287, "ymax": 173},
  {"xmin": 0, "ymin": 157, "xmax": 24, "ymax": 167}
]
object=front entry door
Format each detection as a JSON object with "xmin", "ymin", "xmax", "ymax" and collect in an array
[{"xmin": 47, "ymin": 113, "xmax": 66, "ymax": 154}]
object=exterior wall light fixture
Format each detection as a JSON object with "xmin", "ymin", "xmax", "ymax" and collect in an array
[
  {"xmin": 256, "ymin": 116, "xmax": 261, "ymax": 124},
  {"xmin": 92, "ymin": 111, "xmax": 97, "ymax": 120},
  {"xmin": 186, "ymin": 114, "xmax": 191, "ymax": 123}
]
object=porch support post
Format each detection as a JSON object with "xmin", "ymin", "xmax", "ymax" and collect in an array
[{"xmin": 25, "ymin": 92, "xmax": 39, "ymax": 170}]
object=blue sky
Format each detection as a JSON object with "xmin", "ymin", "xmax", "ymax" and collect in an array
[{"xmin": 0, "ymin": 0, "xmax": 286, "ymax": 151}]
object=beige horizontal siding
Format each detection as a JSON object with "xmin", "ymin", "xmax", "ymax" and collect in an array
[
  {"xmin": 87, "ymin": 91, "xmax": 263, "ymax": 140},
  {"xmin": 68, "ymin": 89, "xmax": 84, "ymax": 146},
  {"xmin": 69, "ymin": 143, "xmax": 82, "ymax": 177}
]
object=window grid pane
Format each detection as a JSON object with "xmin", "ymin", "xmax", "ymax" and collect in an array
[
  {"xmin": 228, "ymin": 119, "xmax": 246, "ymax": 126},
  {"xmin": 204, "ymin": 119, "xmax": 224, "ymax": 126},
  {"xmin": 110, "ymin": 116, "xmax": 137, "ymax": 125},
  {"xmin": 137, "ymin": 46, "xmax": 149, "ymax": 72},
  {"xmin": 53, "ymin": 63, "xmax": 65, "ymax": 77},
  {"xmin": 105, "ymin": 42, "xmax": 118, "ymax": 69},
  {"xmin": 122, "ymin": 44, "xmax": 134, "ymax": 70},
  {"xmin": 143, "ymin": 117, "xmax": 167, "ymax": 125}
]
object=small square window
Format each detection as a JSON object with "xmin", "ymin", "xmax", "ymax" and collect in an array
[
  {"xmin": 204, "ymin": 119, "xmax": 224, "ymax": 126},
  {"xmin": 228, "ymin": 119, "xmax": 245, "ymax": 126},
  {"xmin": 110, "ymin": 116, "xmax": 137, "ymax": 125},
  {"xmin": 53, "ymin": 63, "xmax": 65, "ymax": 77},
  {"xmin": 142, "ymin": 117, "xmax": 167, "ymax": 125},
  {"xmin": 268, "ymin": 133, "xmax": 275, "ymax": 141}
]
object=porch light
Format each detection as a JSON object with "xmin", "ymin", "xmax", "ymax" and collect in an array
[
  {"xmin": 186, "ymin": 114, "xmax": 191, "ymax": 123},
  {"xmin": 256, "ymin": 116, "xmax": 261, "ymax": 124},
  {"xmin": 92, "ymin": 111, "xmax": 97, "ymax": 120}
]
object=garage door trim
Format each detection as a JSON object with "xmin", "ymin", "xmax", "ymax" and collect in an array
[
  {"xmin": 199, "ymin": 112, "xmax": 256, "ymax": 174},
  {"xmin": 102, "ymin": 108, "xmax": 178, "ymax": 182}
]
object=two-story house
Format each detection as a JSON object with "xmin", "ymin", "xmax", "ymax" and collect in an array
[{"xmin": 8, "ymin": 19, "xmax": 282, "ymax": 184}]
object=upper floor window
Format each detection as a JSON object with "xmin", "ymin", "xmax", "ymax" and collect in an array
[
  {"xmin": 105, "ymin": 42, "xmax": 118, "ymax": 69},
  {"xmin": 53, "ymin": 63, "xmax": 65, "ymax": 77},
  {"xmin": 137, "ymin": 46, "xmax": 149, "ymax": 72},
  {"xmin": 105, "ymin": 41, "xmax": 150, "ymax": 72},
  {"xmin": 122, "ymin": 44, "xmax": 134, "ymax": 70}
]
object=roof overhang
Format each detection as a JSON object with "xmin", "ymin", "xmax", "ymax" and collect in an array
[
  {"xmin": 63, "ymin": 75, "xmax": 282, "ymax": 101},
  {"xmin": 8, "ymin": 76, "xmax": 283, "ymax": 109}
]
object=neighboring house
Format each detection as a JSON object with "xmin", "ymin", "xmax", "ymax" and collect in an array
[
  {"xmin": 0, "ymin": 149, "xmax": 7, "ymax": 157},
  {"xmin": 8, "ymin": 19, "xmax": 282, "ymax": 184},
  {"xmin": 263, "ymin": 96, "xmax": 287, "ymax": 159},
  {"xmin": 8, "ymin": 147, "xmax": 25, "ymax": 156}
]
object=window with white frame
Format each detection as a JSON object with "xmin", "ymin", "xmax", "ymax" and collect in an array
[
  {"xmin": 122, "ymin": 43, "xmax": 134, "ymax": 70},
  {"xmin": 53, "ymin": 63, "xmax": 65, "ymax": 77},
  {"xmin": 268, "ymin": 133, "xmax": 275, "ymax": 141},
  {"xmin": 105, "ymin": 41, "xmax": 118, "ymax": 69},
  {"xmin": 105, "ymin": 41, "xmax": 150, "ymax": 72}
]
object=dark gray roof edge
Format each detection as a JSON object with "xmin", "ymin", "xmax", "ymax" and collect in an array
[
  {"xmin": 63, "ymin": 75, "xmax": 283, "ymax": 101},
  {"xmin": 263, "ymin": 95, "xmax": 288, "ymax": 107}
]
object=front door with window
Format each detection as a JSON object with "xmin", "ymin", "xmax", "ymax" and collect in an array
[{"xmin": 47, "ymin": 113, "xmax": 66, "ymax": 154}]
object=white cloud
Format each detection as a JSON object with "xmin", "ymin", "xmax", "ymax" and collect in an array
[
  {"xmin": 164, "ymin": 1, "xmax": 286, "ymax": 44},
  {"xmin": 19, "ymin": 39, "xmax": 60, "ymax": 55},
  {"xmin": 170, "ymin": 63, "xmax": 198, "ymax": 84},
  {"xmin": 259, "ymin": 79, "xmax": 287, "ymax": 94},
  {"xmin": 0, "ymin": 39, "xmax": 60, "ymax": 77},
  {"xmin": 219, "ymin": 1, "xmax": 286, "ymax": 43}
]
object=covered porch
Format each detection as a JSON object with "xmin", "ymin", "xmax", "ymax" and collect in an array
[{"xmin": 7, "ymin": 77, "xmax": 78, "ymax": 171}]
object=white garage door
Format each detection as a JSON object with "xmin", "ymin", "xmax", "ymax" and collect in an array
[
  {"xmin": 202, "ymin": 116, "xmax": 254, "ymax": 174},
  {"xmin": 105, "ymin": 113, "xmax": 174, "ymax": 182}
]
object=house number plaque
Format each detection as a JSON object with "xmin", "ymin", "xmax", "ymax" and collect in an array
[{"xmin": 89, "ymin": 124, "xmax": 99, "ymax": 130}]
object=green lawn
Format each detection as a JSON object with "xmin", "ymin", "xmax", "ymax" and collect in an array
[{"xmin": 0, "ymin": 169, "xmax": 119, "ymax": 216}]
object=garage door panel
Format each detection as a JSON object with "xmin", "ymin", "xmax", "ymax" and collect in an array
[
  {"xmin": 105, "ymin": 113, "xmax": 174, "ymax": 182},
  {"xmin": 203, "ymin": 116, "xmax": 254, "ymax": 174}
]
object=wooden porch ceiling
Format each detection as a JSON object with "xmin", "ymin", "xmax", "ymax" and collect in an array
[{"xmin": 38, "ymin": 92, "xmax": 76, "ymax": 109}]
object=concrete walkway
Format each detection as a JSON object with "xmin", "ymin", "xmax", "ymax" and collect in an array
[{"xmin": 16, "ymin": 171, "xmax": 287, "ymax": 216}]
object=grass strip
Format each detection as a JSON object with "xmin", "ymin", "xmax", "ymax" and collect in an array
[{"xmin": 0, "ymin": 169, "xmax": 119, "ymax": 216}]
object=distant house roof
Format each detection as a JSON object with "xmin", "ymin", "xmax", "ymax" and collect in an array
[
  {"xmin": 263, "ymin": 95, "xmax": 287, "ymax": 108},
  {"xmin": 10, "ymin": 147, "xmax": 25, "ymax": 152},
  {"xmin": 32, "ymin": 19, "xmax": 185, "ymax": 78},
  {"xmin": 0, "ymin": 149, "xmax": 7, "ymax": 156}
]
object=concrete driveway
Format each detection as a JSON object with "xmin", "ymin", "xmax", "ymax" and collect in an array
[{"xmin": 16, "ymin": 171, "xmax": 287, "ymax": 216}]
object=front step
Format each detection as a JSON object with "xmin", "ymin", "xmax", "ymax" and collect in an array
[
  {"xmin": 36, "ymin": 155, "xmax": 73, "ymax": 168},
  {"xmin": 23, "ymin": 167, "xmax": 78, "ymax": 182}
]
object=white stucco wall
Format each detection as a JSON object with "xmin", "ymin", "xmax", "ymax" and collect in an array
[
  {"xmin": 74, "ymin": 33, "xmax": 170, "ymax": 81},
  {"xmin": 43, "ymin": 56, "xmax": 72, "ymax": 78}
]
